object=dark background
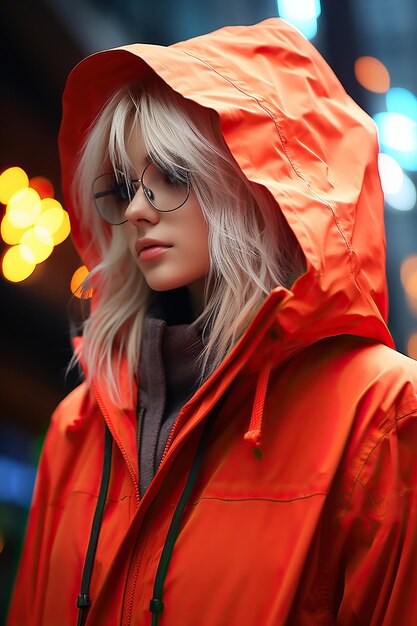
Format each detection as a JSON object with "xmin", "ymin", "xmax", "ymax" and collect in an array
[{"xmin": 1, "ymin": 0, "xmax": 417, "ymax": 622}]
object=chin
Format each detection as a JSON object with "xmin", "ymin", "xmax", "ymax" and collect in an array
[
  {"xmin": 143, "ymin": 276, "xmax": 190, "ymax": 293},
  {"xmin": 143, "ymin": 272, "xmax": 208, "ymax": 301}
]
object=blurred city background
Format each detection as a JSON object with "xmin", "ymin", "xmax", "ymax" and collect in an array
[{"xmin": 1, "ymin": 0, "xmax": 417, "ymax": 621}]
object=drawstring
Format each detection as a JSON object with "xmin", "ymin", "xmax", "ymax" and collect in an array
[
  {"xmin": 73, "ymin": 369, "xmax": 268, "ymax": 625},
  {"xmin": 244, "ymin": 361, "xmax": 272, "ymax": 453},
  {"xmin": 76, "ymin": 423, "xmax": 112, "ymax": 626},
  {"xmin": 149, "ymin": 396, "xmax": 226, "ymax": 626},
  {"xmin": 148, "ymin": 362, "xmax": 271, "ymax": 625}
]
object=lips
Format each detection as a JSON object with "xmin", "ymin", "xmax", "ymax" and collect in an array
[{"xmin": 135, "ymin": 238, "xmax": 172, "ymax": 261}]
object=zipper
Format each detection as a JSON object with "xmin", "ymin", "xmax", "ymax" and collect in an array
[
  {"xmin": 153, "ymin": 293, "xmax": 287, "ymax": 474},
  {"xmin": 137, "ymin": 405, "xmax": 145, "ymax": 499},
  {"xmin": 137, "ymin": 406, "xmax": 145, "ymax": 451},
  {"xmin": 93, "ymin": 383, "xmax": 140, "ymax": 504},
  {"xmin": 122, "ymin": 406, "xmax": 196, "ymax": 626},
  {"xmin": 156, "ymin": 407, "xmax": 187, "ymax": 472},
  {"xmin": 121, "ymin": 505, "xmax": 154, "ymax": 626}
]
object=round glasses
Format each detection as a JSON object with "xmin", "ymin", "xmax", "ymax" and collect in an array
[{"xmin": 92, "ymin": 161, "xmax": 191, "ymax": 225}]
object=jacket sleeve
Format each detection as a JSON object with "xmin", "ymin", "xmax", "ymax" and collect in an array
[{"xmin": 336, "ymin": 402, "xmax": 417, "ymax": 625}]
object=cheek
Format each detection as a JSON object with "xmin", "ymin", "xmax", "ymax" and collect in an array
[{"xmin": 183, "ymin": 215, "xmax": 210, "ymax": 269}]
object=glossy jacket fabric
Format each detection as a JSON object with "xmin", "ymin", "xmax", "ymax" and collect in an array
[{"xmin": 8, "ymin": 19, "xmax": 417, "ymax": 626}]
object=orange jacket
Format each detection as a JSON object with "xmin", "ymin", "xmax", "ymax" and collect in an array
[{"xmin": 8, "ymin": 18, "xmax": 417, "ymax": 626}]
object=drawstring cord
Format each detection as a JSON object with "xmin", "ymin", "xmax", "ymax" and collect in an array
[
  {"xmin": 244, "ymin": 361, "xmax": 272, "ymax": 453},
  {"xmin": 149, "ymin": 396, "xmax": 226, "ymax": 625},
  {"xmin": 149, "ymin": 363, "xmax": 272, "ymax": 624},
  {"xmin": 76, "ymin": 423, "xmax": 112, "ymax": 626},
  {"xmin": 73, "ymin": 365, "xmax": 269, "ymax": 625}
]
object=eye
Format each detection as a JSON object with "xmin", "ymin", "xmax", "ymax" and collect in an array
[
  {"xmin": 116, "ymin": 178, "xmax": 136, "ymax": 202},
  {"xmin": 143, "ymin": 186, "xmax": 155, "ymax": 202}
]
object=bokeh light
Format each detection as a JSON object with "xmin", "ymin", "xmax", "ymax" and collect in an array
[
  {"xmin": 407, "ymin": 332, "xmax": 417, "ymax": 360},
  {"xmin": 6, "ymin": 188, "xmax": 42, "ymax": 229},
  {"xmin": 1, "ymin": 213, "xmax": 28, "ymax": 245},
  {"xmin": 0, "ymin": 166, "xmax": 71, "ymax": 282},
  {"xmin": 51, "ymin": 209, "xmax": 70, "ymax": 245},
  {"xmin": 277, "ymin": 0, "xmax": 321, "ymax": 39},
  {"xmin": 71, "ymin": 265, "xmax": 93, "ymax": 299},
  {"xmin": 378, "ymin": 153, "xmax": 404, "ymax": 194},
  {"xmin": 400, "ymin": 256, "xmax": 417, "ymax": 316},
  {"xmin": 374, "ymin": 112, "xmax": 417, "ymax": 171},
  {"xmin": 374, "ymin": 112, "xmax": 417, "ymax": 153},
  {"xmin": 20, "ymin": 228, "xmax": 54, "ymax": 264},
  {"xmin": 29, "ymin": 176, "xmax": 54, "ymax": 199},
  {"xmin": 35, "ymin": 199, "xmax": 65, "ymax": 237},
  {"xmin": 386, "ymin": 87, "xmax": 417, "ymax": 123},
  {"xmin": 384, "ymin": 171, "xmax": 416, "ymax": 211},
  {"xmin": 2, "ymin": 245, "xmax": 37, "ymax": 282},
  {"xmin": 400, "ymin": 255, "xmax": 417, "ymax": 299},
  {"xmin": 0, "ymin": 456, "xmax": 37, "ymax": 506},
  {"xmin": 354, "ymin": 56, "xmax": 390, "ymax": 93},
  {"xmin": 407, "ymin": 297, "xmax": 417, "ymax": 316},
  {"xmin": 0, "ymin": 167, "xmax": 29, "ymax": 205}
]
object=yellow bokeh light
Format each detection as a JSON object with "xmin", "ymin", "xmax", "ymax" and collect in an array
[
  {"xmin": 51, "ymin": 209, "xmax": 71, "ymax": 245},
  {"xmin": 71, "ymin": 265, "xmax": 93, "ymax": 299},
  {"xmin": 0, "ymin": 167, "xmax": 29, "ymax": 205},
  {"xmin": 400, "ymin": 255, "xmax": 417, "ymax": 299},
  {"xmin": 20, "ymin": 227, "xmax": 54, "ymax": 264},
  {"xmin": 1, "ymin": 213, "xmax": 27, "ymax": 245},
  {"xmin": 354, "ymin": 56, "xmax": 390, "ymax": 93},
  {"xmin": 1, "ymin": 169, "xmax": 70, "ymax": 283},
  {"xmin": 7, "ymin": 188, "xmax": 42, "ymax": 229},
  {"xmin": 35, "ymin": 204, "xmax": 64, "ymax": 236},
  {"xmin": 2, "ymin": 245, "xmax": 36, "ymax": 282},
  {"xmin": 407, "ymin": 332, "xmax": 417, "ymax": 360},
  {"xmin": 39, "ymin": 197, "xmax": 62, "ymax": 212}
]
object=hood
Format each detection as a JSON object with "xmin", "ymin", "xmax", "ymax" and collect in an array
[{"xmin": 59, "ymin": 18, "xmax": 394, "ymax": 379}]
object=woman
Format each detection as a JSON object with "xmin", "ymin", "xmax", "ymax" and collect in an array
[{"xmin": 8, "ymin": 18, "xmax": 417, "ymax": 626}]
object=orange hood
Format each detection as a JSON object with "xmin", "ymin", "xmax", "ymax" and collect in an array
[{"xmin": 59, "ymin": 17, "xmax": 394, "ymax": 375}]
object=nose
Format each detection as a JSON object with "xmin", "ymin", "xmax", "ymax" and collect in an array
[{"xmin": 124, "ymin": 185, "xmax": 160, "ymax": 225}]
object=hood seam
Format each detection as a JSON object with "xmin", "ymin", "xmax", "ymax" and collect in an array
[{"xmin": 177, "ymin": 49, "xmax": 354, "ymax": 269}]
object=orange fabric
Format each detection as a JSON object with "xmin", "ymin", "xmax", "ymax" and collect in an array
[{"xmin": 8, "ymin": 18, "xmax": 417, "ymax": 626}]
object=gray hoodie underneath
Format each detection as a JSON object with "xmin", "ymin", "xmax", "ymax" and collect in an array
[{"xmin": 137, "ymin": 293, "xmax": 204, "ymax": 497}]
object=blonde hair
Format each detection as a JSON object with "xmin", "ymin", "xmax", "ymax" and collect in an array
[{"xmin": 72, "ymin": 78, "xmax": 305, "ymax": 405}]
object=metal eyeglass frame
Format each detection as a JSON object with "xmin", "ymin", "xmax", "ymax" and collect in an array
[{"xmin": 92, "ymin": 161, "xmax": 191, "ymax": 225}]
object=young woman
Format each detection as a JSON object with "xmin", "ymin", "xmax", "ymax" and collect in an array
[{"xmin": 8, "ymin": 18, "xmax": 417, "ymax": 626}]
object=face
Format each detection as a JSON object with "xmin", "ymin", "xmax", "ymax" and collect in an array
[{"xmin": 121, "ymin": 126, "xmax": 210, "ymax": 309}]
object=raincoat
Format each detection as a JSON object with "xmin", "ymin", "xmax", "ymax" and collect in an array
[{"xmin": 8, "ymin": 18, "xmax": 417, "ymax": 626}]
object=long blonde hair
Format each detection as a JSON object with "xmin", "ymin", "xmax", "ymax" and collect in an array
[{"xmin": 72, "ymin": 78, "xmax": 305, "ymax": 405}]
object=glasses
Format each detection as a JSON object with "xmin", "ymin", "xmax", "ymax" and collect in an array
[{"xmin": 92, "ymin": 161, "xmax": 191, "ymax": 225}]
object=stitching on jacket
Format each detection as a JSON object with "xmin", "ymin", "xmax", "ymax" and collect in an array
[
  {"xmin": 355, "ymin": 478, "xmax": 383, "ymax": 521},
  {"xmin": 154, "ymin": 50, "xmax": 373, "ymax": 306},
  {"xmin": 176, "ymin": 49, "xmax": 355, "ymax": 269},
  {"xmin": 188, "ymin": 492, "xmax": 327, "ymax": 505},
  {"xmin": 357, "ymin": 406, "xmax": 417, "ymax": 479},
  {"xmin": 347, "ymin": 404, "xmax": 417, "ymax": 507},
  {"xmin": 48, "ymin": 491, "xmax": 130, "ymax": 506}
]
